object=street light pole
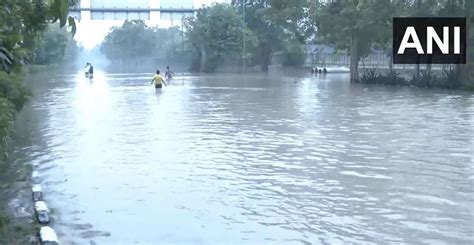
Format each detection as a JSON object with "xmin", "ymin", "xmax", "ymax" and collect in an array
[{"xmin": 242, "ymin": 0, "xmax": 246, "ymax": 69}]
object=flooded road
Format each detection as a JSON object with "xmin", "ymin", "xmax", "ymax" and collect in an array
[{"xmin": 11, "ymin": 71, "xmax": 474, "ymax": 244}]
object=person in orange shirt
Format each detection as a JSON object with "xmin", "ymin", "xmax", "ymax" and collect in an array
[{"xmin": 150, "ymin": 70, "xmax": 167, "ymax": 89}]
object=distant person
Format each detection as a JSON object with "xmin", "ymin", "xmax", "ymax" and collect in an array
[
  {"xmin": 165, "ymin": 66, "xmax": 174, "ymax": 79},
  {"xmin": 318, "ymin": 68, "xmax": 322, "ymax": 74},
  {"xmin": 323, "ymin": 67, "xmax": 327, "ymax": 74},
  {"xmin": 311, "ymin": 67, "xmax": 316, "ymax": 74},
  {"xmin": 84, "ymin": 63, "xmax": 90, "ymax": 77},
  {"xmin": 88, "ymin": 63, "xmax": 94, "ymax": 78},
  {"xmin": 151, "ymin": 70, "xmax": 167, "ymax": 89}
]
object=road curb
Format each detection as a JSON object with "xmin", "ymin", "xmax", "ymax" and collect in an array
[{"xmin": 31, "ymin": 173, "xmax": 59, "ymax": 244}]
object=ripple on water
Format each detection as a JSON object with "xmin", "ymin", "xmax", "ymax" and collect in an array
[{"xmin": 11, "ymin": 73, "xmax": 474, "ymax": 244}]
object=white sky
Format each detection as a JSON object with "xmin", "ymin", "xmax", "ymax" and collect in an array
[
  {"xmin": 74, "ymin": 0, "xmax": 228, "ymax": 49},
  {"xmin": 75, "ymin": 20, "xmax": 124, "ymax": 49}
]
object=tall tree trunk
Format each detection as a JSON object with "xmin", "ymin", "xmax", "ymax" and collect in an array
[
  {"xmin": 388, "ymin": 53, "xmax": 393, "ymax": 71},
  {"xmin": 350, "ymin": 33, "xmax": 359, "ymax": 83},
  {"xmin": 199, "ymin": 45, "xmax": 207, "ymax": 72},
  {"xmin": 414, "ymin": 0, "xmax": 422, "ymax": 77},
  {"xmin": 426, "ymin": 54, "xmax": 432, "ymax": 73},
  {"xmin": 258, "ymin": 42, "xmax": 271, "ymax": 72},
  {"xmin": 460, "ymin": 5, "xmax": 472, "ymax": 82}
]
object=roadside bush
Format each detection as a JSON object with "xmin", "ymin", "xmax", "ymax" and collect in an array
[
  {"xmin": 379, "ymin": 70, "xmax": 407, "ymax": 85},
  {"xmin": 462, "ymin": 79, "xmax": 474, "ymax": 91},
  {"xmin": 0, "ymin": 72, "xmax": 30, "ymax": 151},
  {"xmin": 0, "ymin": 72, "xmax": 30, "ymax": 111},
  {"xmin": 359, "ymin": 69, "xmax": 408, "ymax": 86},
  {"xmin": 0, "ymin": 97, "xmax": 14, "ymax": 151},
  {"xmin": 409, "ymin": 70, "xmax": 439, "ymax": 87},
  {"xmin": 281, "ymin": 41, "xmax": 306, "ymax": 67},
  {"xmin": 359, "ymin": 69, "xmax": 379, "ymax": 84},
  {"xmin": 441, "ymin": 69, "xmax": 462, "ymax": 89}
]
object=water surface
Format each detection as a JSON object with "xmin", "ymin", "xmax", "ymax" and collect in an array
[{"xmin": 12, "ymin": 71, "xmax": 474, "ymax": 244}]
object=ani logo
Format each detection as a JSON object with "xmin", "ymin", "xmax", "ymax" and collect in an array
[{"xmin": 393, "ymin": 17, "xmax": 466, "ymax": 64}]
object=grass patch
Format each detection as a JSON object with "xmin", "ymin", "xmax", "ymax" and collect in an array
[{"xmin": 0, "ymin": 211, "xmax": 37, "ymax": 244}]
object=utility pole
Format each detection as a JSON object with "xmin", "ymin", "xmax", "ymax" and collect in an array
[
  {"xmin": 181, "ymin": 21, "xmax": 184, "ymax": 53},
  {"xmin": 242, "ymin": 0, "xmax": 246, "ymax": 69}
]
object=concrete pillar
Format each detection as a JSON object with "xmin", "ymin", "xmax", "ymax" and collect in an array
[
  {"xmin": 80, "ymin": 0, "xmax": 91, "ymax": 21},
  {"xmin": 149, "ymin": 0, "xmax": 161, "ymax": 22}
]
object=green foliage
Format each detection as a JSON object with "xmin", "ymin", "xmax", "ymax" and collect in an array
[
  {"xmin": 0, "ymin": 209, "xmax": 37, "ymax": 244},
  {"xmin": 0, "ymin": 0, "xmax": 75, "ymax": 239},
  {"xmin": 234, "ymin": 0, "xmax": 309, "ymax": 71},
  {"xmin": 314, "ymin": 1, "xmax": 394, "ymax": 55},
  {"xmin": 0, "ymin": 0, "xmax": 76, "ymax": 72},
  {"xmin": 0, "ymin": 97, "xmax": 14, "ymax": 150},
  {"xmin": 0, "ymin": 72, "xmax": 30, "ymax": 243},
  {"xmin": 359, "ymin": 69, "xmax": 407, "ymax": 86},
  {"xmin": 32, "ymin": 26, "xmax": 77, "ymax": 65},
  {"xmin": 0, "ymin": 72, "xmax": 29, "ymax": 112},
  {"xmin": 409, "ymin": 70, "xmax": 440, "ymax": 87},
  {"xmin": 281, "ymin": 40, "xmax": 305, "ymax": 67},
  {"xmin": 153, "ymin": 27, "xmax": 188, "ymax": 61},
  {"xmin": 312, "ymin": 0, "xmax": 397, "ymax": 82},
  {"xmin": 442, "ymin": 69, "xmax": 462, "ymax": 89},
  {"xmin": 0, "ymin": 212, "xmax": 11, "ymax": 228},
  {"xmin": 359, "ymin": 68, "xmax": 472, "ymax": 90},
  {"xmin": 380, "ymin": 70, "xmax": 407, "ymax": 85},
  {"xmin": 185, "ymin": 3, "xmax": 257, "ymax": 72},
  {"xmin": 0, "ymin": 47, "xmax": 14, "ymax": 71},
  {"xmin": 101, "ymin": 20, "xmax": 157, "ymax": 62},
  {"xmin": 101, "ymin": 21, "xmax": 187, "ymax": 64},
  {"xmin": 359, "ymin": 69, "xmax": 379, "ymax": 84},
  {"xmin": 312, "ymin": 0, "xmax": 473, "ymax": 82}
]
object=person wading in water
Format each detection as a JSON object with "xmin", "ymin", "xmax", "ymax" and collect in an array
[
  {"xmin": 150, "ymin": 70, "xmax": 167, "ymax": 89},
  {"xmin": 84, "ymin": 63, "xmax": 90, "ymax": 77},
  {"xmin": 88, "ymin": 63, "xmax": 94, "ymax": 78},
  {"xmin": 165, "ymin": 66, "xmax": 174, "ymax": 80}
]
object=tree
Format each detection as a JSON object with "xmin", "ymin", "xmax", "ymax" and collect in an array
[
  {"xmin": 101, "ymin": 20, "xmax": 156, "ymax": 64},
  {"xmin": 233, "ymin": 0, "xmax": 310, "ymax": 71},
  {"xmin": 184, "ymin": 3, "xmax": 257, "ymax": 72},
  {"xmin": 1, "ymin": 1, "xmax": 77, "ymax": 241},
  {"xmin": 0, "ymin": 0, "xmax": 77, "ymax": 146},
  {"xmin": 313, "ymin": 0, "xmax": 394, "ymax": 83},
  {"xmin": 32, "ymin": 25, "xmax": 77, "ymax": 64},
  {"xmin": 0, "ymin": 0, "xmax": 77, "ymax": 72},
  {"xmin": 281, "ymin": 39, "xmax": 306, "ymax": 67},
  {"xmin": 374, "ymin": 1, "xmax": 411, "ymax": 72},
  {"xmin": 153, "ymin": 27, "xmax": 180, "ymax": 60},
  {"xmin": 435, "ymin": 0, "xmax": 473, "ymax": 84}
]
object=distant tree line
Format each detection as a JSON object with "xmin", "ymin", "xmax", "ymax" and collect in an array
[
  {"xmin": 185, "ymin": 0, "xmax": 311, "ymax": 72},
  {"xmin": 32, "ymin": 26, "xmax": 78, "ymax": 65},
  {"xmin": 99, "ymin": 1, "xmax": 472, "ymax": 88},
  {"xmin": 100, "ymin": 20, "xmax": 189, "ymax": 66},
  {"xmin": 100, "ymin": 1, "xmax": 311, "ymax": 73}
]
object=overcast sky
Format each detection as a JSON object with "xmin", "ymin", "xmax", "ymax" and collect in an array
[{"xmin": 74, "ymin": 0, "xmax": 228, "ymax": 49}]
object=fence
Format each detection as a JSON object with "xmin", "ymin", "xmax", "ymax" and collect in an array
[{"xmin": 305, "ymin": 52, "xmax": 458, "ymax": 71}]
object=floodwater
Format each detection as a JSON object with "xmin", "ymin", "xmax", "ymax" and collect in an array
[{"xmin": 11, "ymin": 71, "xmax": 474, "ymax": 244}]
